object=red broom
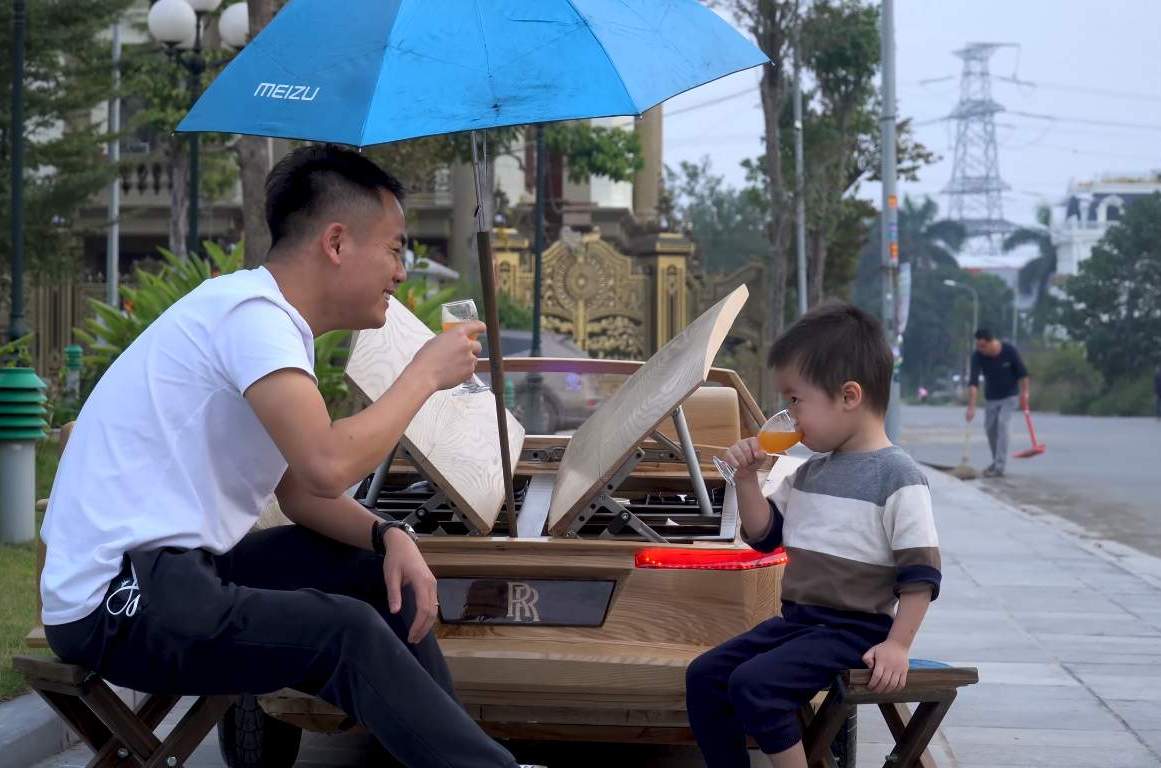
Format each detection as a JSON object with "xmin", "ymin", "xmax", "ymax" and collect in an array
[{"xmin": 1013, "ymin": 408, "xmax": 1047, "ymax": 459}]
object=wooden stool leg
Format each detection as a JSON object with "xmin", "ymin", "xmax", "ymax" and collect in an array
[
  {"xmin": 881, "ymin": 696, "xmax": 954, "ymax": 768},
  {"xmin": 141, "ymin": 695, "xmax": 235, "ymax": 768},
  {"xmin": 879, "ymin": 702, "xmax": 939, "ymax": 768},
  {"xmin": 804, "ymin": 684, "xmax": 848, "ymax": 768},
  {"xmin": 81, "ymin": 683, "xmax": 163, "ymax": 760},
  {"xmin": 87, "ymin": 695, "xmax": 182, "ymax": 768},
  {"xmin": 33, "ymin": 688, "xmax": 115, "ymax": 754}
]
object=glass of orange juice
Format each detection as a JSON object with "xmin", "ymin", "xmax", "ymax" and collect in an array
[
  {"xmin": 440, "ymin": 299, "xmax": 489, "ymax": 396},
  {"xmin": 713, "ymin": 409, "xmax": 802, "ymax": 486}
]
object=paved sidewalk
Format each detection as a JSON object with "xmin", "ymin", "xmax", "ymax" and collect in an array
[{"xmin": 25, "ymin": 467, "xmax": 1161, "ymax": 767}]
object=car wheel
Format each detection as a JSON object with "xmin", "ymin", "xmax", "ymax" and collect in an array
[{"xmin": 217, "ymin": 694, "xmax": 303, "ymax": 768}]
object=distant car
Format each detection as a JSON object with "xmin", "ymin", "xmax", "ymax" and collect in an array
[{"xmin": 477, "ymin": 330, "xmax": 603, "ymax": 433}]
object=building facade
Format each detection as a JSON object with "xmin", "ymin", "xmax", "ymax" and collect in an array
[{"xmin": 1052, "ymin": 174, "xmax": 1161, "ymax": 277}]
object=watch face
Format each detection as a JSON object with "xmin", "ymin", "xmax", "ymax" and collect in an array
[{"xmin": 385, "ymin": 521, "xmax": 418, "ymax": 541}]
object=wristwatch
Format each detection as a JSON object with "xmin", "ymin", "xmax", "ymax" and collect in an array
[{"xmin": 372, "ymin": 519, "xmax": 419, "ymax": 555}]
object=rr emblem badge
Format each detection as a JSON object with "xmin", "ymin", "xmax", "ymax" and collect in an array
[{"xmin": 506, "ymin": 582, "xmax": 541, "ymax": 623}]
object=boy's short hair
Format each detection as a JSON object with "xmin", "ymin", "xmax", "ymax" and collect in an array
[
  {"xmin": 974, "ymin": 328, "xmax": 994, "ymax": 341},
  {"xmin": 265, "ymin": 144, "xmax": 406, "ymax": 251},
  {"xmin": 767, "ymin": 302, "xmax": 893, "ymax": 415}
]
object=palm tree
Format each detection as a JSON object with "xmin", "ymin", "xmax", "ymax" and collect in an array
[
  {"xmin": 1003, "ymin": 205, "xmax": 1057, "ymax": 302},
  {"xmin": 898, "ymin": 196, "xmax": 966, "ymax": 271}
]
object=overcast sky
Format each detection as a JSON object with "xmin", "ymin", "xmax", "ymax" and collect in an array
[{"xmin": 663, "ymin": 0, "xmax": 1161, "ymax": 228}]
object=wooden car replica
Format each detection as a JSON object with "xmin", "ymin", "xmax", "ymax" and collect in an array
[{"xmin": 219, "ymin": 285, "xmax": 794, "ymax": 766}]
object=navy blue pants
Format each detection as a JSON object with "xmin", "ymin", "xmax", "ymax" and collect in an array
[{"xmin": 686, "ymin": 602, "xmax": 891, "ymax": 764}]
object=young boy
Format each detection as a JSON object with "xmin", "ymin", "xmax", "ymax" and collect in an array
[{"xmin": 686, "ymin": 302, "xmax": 941, "ymax": 768}]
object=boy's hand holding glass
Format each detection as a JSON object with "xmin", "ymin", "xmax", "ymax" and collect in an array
[
  {"xmin": 716, "ymin": 437, "xmax": 765, "ymax": 484},
  {"xmin": 713, "ymin": 409, "xmax": 801, "ymax": 486}
]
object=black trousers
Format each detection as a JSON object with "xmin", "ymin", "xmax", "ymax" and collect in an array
[
  {"xmin": 45, "ymin": 525, "xmax": 518, "ymax": 768},
  {"xmin": 685, "ymin": 602, "xmax": 890, "ymax": 764}
]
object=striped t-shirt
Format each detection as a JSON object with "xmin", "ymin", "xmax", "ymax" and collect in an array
[{"xmin": 745, "ymin": 446, "xmax": 941, "ymax": 617}]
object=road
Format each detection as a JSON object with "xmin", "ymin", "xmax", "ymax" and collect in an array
[{"xmin": 898, "ymin": 404, "xmax": 1161, "ymax": 557}]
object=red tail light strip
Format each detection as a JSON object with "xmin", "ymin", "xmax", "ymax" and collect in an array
[{"xmin": 634, "ymin": 547, "xmax": 788, "ymax": 570}]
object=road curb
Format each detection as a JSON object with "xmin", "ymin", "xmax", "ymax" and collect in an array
[{"xmin": 0, "ymin": 693, "xmax": 77, "ymax": 768}]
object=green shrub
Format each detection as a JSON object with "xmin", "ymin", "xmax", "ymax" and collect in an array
[
  {"xmin": 1085, "ymin": 374, "xmax": 1154, "ymax": 417},
  {"xmin": 0, "ymin": 335, "xmax": 33, "ymax": 368},
  {"xmin": 73, "ymin": 242, "xmax": 352, "ymax": 413},
  {"xmin": 1025, "ymin": 343, "xmax": 1103, "ymax": 414}
]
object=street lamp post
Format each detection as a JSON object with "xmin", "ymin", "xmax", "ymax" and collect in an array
[
  {"xmin": 944, "ymin": 278, "xmax": 978, "ymax": 392},
  {"xmin": 147, "ymin": 0, "xmax": 229, "ymax": 257},
  {"xmin": 9, "ymin": 0, "xmax": 28, "ymax": 342}
]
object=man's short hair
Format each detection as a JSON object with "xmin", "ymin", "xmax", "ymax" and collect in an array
[
  {"xmin": 264, "ymin": 144, "xmax": 406, "ymax": 250},
  {"xmin": 974, "ymin": 328, "xmax": 995, "ymax": 341},
  {"xmin": 767, "ymin": 302, "xmax": 893, "ymax": 415}
]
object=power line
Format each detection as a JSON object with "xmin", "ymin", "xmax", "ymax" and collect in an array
[
  {"xmin": 1006, "ymin": 109, "xmax": 1161, "ymax": 133},
  {"xmin": 916, "ymin": 109, "xmax": 1161, "ymax": 133},
  {"xmin": 995, "ymin": 75, "xmax": 1161, "ymax": 104},
  {"xmin": 1008, "ymin": 141, "xmax": 1158, "ymax": 161},
  {"xmin": 913, "ymin": 74, "xmax": 1161, "ymax": 104},
  {"xmin": 995, "ymin": 120, "xmax": 1160, "ymax": 139},
  {"xmin": 667, "ymin": 132, "xmax": 764, "ymax": 148},
  {"xmin": 664, "ymin": 87, "xmax": 757, "ymax": 118}
]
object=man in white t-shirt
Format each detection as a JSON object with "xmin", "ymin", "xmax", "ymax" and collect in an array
[{"xmin": 40, "ymin": 145, "xmax": 523, "ymax": 768}]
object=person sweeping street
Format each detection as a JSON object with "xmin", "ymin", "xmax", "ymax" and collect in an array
[{"xmin": 965, "ymin": 328, "xmax": 1030, "ymax": 477}]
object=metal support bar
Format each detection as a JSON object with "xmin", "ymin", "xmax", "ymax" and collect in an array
[
  {"xmin": 525, "ymin": 442, "xmax": 681, "ymax": 466},
  {"xmin": 648, "ymin": 430, "xmax": 683, "ymax": 457},
  {"xmin": 600, "ymin": 504, "xmax": 667, "ymax": 543},
  {"xmin": 401, "ymin": 489, "xmax": 451, "ymax": 531},
  {"xmin": 566, "ymin": 448, "xmax": 665, "ymax": 543},
  {"xmin": 358, "ymin": 447, "xmax": 397, "ymax": 508},
  {"xmin": 672, "ymin": 406, "xmax": 715, "ymax": 519}
]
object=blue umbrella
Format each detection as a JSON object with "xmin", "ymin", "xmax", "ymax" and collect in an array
[
  {"xmin": 177, "ymin": 0, "xmax": 766, "ymax": 145},
  {"xmin": 177, "ymin": 0, "xmax": 767, "ymax": 531}
]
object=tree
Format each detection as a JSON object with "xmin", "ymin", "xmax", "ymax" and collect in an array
[
  {"xmin": 796, "ymin": 0, "xmax": 878, "ymax": 307},
  {"xmin": 897, "ymin": 195, "xmax": 964, "ymax": 271},
  {"xmin": 900, "ymin": 264, "xmax": 1011, "ymax": 392},
  {"xmin": 664, "ymin": 158, "xmax": 767, "ymax": 275},
  {"xmin": 713, "ymin": 0, "xmax": 797, "ymax": 407},
  {"xmin": 121, "ymin": 27, "xmax": 238, "ymax": 258},
  {"xmin": 1002, "ymin": 204, "xmax": 1057, "ymax": 322},
  {"xmin": 1060, "ymin": 192, "xmax": 1161, "ymax": 383},
  {"xmin": 732, "ymin": 0, "xmax": 936, "ymax": 318},
  {"xmin": 0, "ymin": 0, "xmax": 137, "ymax": 278},
  {"xmin": 367, "ymin": 122, "xmax": 642, "ymax": 197},
  {"xmin": 851, "ymin": 196, "xmax": 1015, "ymax": 392}
]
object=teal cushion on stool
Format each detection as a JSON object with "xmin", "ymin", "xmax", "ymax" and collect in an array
[{"xmin": 908, "ymin": 658, "xmax": 949, "ymax": 670}]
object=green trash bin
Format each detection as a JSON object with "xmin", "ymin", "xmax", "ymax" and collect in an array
[{"xmin": 0, "ymin": 367, "xmax": 48, "ymax": 543}]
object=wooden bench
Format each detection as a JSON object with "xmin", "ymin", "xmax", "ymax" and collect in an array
[
  {"xmin": 800, "ymin": 662, "xmax": 979, "ymax": 768},
  {"xmin": 12, "ymin": 654, "xmax": 235, "ymax": 768},
  {"xmin": 15, "ymin": 422, "xmax": 236, "ymax": 767}
]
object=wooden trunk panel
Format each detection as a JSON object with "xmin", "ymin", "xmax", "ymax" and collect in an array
[
  {"xmin": 547, "ymin": 287, "xmax": 749, "ymax": 535},
  {"xmin": 654, "ymin": 386, "xmax": 743, "ymax": 449},
  {"xmin": 345, "ymin": 300, "xmax": 524, "ymax": 534}
]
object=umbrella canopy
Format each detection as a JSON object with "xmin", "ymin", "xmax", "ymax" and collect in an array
[
  {"xmin": 177, "ymin": 0, "xmax": 767, "ymax": 144},
  {"xmin": 176, "ymin": 0, "xmax": 767, "ymax": 536}
]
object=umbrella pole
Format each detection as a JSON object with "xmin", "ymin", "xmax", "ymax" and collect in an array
[{"xmin": 470, "ymin": 132, "xmax": 519, "ymax": 536}]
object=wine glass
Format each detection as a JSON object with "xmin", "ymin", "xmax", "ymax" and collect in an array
[
  {"xmin": 713, "ymin": 409, "xmax": 802, "ymax": 486},
  {"xmin": 440, "ymin": 299, "xmax": 489, "ymax": 396}
]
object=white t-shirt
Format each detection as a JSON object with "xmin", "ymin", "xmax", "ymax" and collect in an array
[{"xmin": 40, "ymin": 267, "xmax": 316, "ymax": 625}]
